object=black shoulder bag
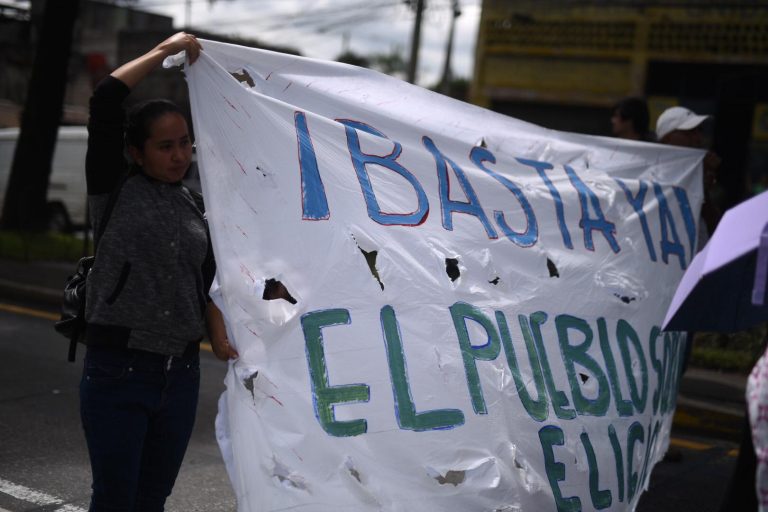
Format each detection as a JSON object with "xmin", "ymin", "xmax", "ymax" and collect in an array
[{"xmin": 54, "ymin": 176, "xmax": 127, "ymax": 361}]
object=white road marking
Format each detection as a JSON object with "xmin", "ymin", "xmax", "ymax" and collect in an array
[{"xmin": 0, "ymin": 478, "xmax": 86, "ymax": 512}]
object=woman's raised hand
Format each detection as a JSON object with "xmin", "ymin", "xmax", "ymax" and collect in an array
[
  {"xmin": 156, "ymin": 32, "xmax": 203, "ymax": 64},
  {"xmin": 111, "ymin": 31, "xmax": 203, "ymax": 88}
]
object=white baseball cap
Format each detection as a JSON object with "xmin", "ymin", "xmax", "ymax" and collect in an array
[{"xmin": 656, "ymin": 106, "xmax": 710, "ymax": 141}]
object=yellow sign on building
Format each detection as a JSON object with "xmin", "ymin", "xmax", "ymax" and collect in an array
[{"xmin": 472, "ymin": 1, "xmax": 768, "ymax": 109}]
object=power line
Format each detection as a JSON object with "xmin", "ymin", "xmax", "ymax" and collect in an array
[
  {"xmin": 209, "ymin": 1, "xmax": 403, "ymax": 30},
  {"xmin": 136, "ymin": 0, "xmax": 209, "ymax": 7},
  {"xmin": 313, "ymin": 11, "xmax": 393, "ymax": 34},
  {"xmin": 136, "ymin": 0, "xmax": 468, "ymax": 32}
]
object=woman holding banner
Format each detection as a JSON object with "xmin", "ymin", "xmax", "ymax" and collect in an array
[{"xmin": 80, "ymin": 32, "xmax": 236, "ymax": 511}]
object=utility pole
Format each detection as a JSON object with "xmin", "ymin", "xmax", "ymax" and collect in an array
[
  {"xmin": 342, "ymin": 31, "xmax": 350, "ymax": 54},
  {"xmin": 185, "ymin": 0, "xmax": 192, "ymax": 27},
  {"xmin": 406, "ymin": 0, "xmax": 425, "ymax": 84},
  {"xmin": 439, "ymin": 0, "xmax": 461, "ymax": 94}
]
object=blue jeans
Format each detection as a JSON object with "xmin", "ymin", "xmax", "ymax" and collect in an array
[{"xmin": 79, "ymin": 345, "xmax": 200, "ymax": 512}]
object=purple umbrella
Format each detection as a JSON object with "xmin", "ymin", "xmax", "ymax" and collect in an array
[{"xmin": 663, "ymin": 190, "xmax": 768, "ymax": 332}]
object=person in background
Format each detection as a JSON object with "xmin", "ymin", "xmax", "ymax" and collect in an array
[
  {"xmin": 656, "ymin": 106, "xmax": 722, "ymax": 245},
  {"xmin": 655, "ymin": 105, "xmax": 723, "ymax": 467},
  {"xmin": 657, "ymin": 106, "xmax": 760, "ymax": 511},
  {"xmin": 81, "ymin": 32, "xmax": 237, "ymax": 511},
  {"xmin": 611, "ymin": 97, "xmax": 653, "ymax": 141}
]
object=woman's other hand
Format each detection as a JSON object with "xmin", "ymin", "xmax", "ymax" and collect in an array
[
  {"xmin": 211, "ymin": 336, "xmax": 239, "ymax": 361},
  {"xmin": 205, "ymin": 302, "xmax": 237, "ymax": 361}
]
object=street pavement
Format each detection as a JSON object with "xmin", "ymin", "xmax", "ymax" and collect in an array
[
  {"xmin": 0, "ymin": 258, "xmax": 751, "ymax": 511},
  {"xmin": 0, "ymin": 302, "xmax": 236, "ymax": 512}
]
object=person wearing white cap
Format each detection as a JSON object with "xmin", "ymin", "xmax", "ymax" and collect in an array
[
  {"xmin": 656, "ymin": 106, "xmax": 710, "ymax": 146},
  {"xmin": 656, "ymin": 105, "xmax": 722, "ymax": 243}
]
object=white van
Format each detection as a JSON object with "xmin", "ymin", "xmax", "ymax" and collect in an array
[{"xmin": 0, "ymin": 126, "xmax": 88, "ymax": 231}]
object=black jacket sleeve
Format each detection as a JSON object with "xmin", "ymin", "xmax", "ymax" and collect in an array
[{"xmin": 86, "ymin": 76, "xmax": 131, "ymax": 195}]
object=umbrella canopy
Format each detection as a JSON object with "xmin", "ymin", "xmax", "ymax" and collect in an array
[{"xmin": 663, "ymin": 190, "xmax": 768, "ymax": 332}]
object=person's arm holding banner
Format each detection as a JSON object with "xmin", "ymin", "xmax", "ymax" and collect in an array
[
  {"xmin": 110, "ymin": 32, "xmax": 202, "ymax": 87},
  {"xmin": 207, "ymin": 302, "xmax": 238, "ymax": 360}
]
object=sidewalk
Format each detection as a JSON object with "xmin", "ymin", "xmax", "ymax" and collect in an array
[
  {"xmin": 0, "ymin": 258, "xmax": 72, "ymax": 306},
  {"xmin": 0, "ymin": 257, "xmax": 749, "ymax": 439},
  {"xmin": 676, "ymin": 366, "xmax": 746, "ymax": 441}
]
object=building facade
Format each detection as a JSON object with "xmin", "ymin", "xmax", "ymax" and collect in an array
[
  {"xmin": 0, "ymin": 0, "xmax": 298, "ymax": 127},
  {"xmin": 471, "ymin": 0, "xmax": 768, "ymax": 206}
]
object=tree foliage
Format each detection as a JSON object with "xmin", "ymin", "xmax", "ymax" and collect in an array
[
  {"xmin": 335, "ymin": 47, "xmax": 408, "ymax": 80},
  {"xmin": 336, "ymin": 50, "xmax": 371, "ymax": 69}
]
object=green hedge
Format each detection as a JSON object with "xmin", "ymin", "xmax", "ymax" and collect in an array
[
  {"xmin": 0, "ymin": 230, "xmax": 92, "ymax": 262},
  {"xmin": 690, "ymin": 325, "xmax": 767, "ymax": 374}
]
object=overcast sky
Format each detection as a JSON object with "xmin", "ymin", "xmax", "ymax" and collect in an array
[{"xmin": 135, "ymin": 0, "xmax": 481, "ymax": 87}]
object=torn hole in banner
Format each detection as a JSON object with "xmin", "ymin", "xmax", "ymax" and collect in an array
[
  {"xmin": 243, "ymin": 370, "xmax": 259, "ymax": 398},
  {"xmin": 344, "ymin": 457, "xmax": 363, "ymax": 484},
  {"xmin": 433, "ymin": 470, "xmax": 465, "ymax": 486},
  {"xmin": 231, "ymin": 68, "xmax": 255, "ymax": 87},
  {"xmin": 251, "ymin": 275, "xmax": 298, "ymax": 326},
  {"xmin": 255, "ymin": 164, "xmax": 269, "ymax": 178},
  {"xmin": 339, "ymin": 456, "xmax": 384, "ymax": 507},
  {"xmin": 351, "ymin": 232, "xmax": 384, "ymax": 290},
  {"xmin": 360, "ymin": 248, "xmax": 384, "ymax": 290},
  {"xmin": 476, "ymin": 247, "xmax": 501, "ymax": 287},
  {"xmin": 506, "ymin": 443, "xmax": 539, "ymax": 494},
  {"xmin": 272, "ymin": 457, "xmax": 309, "ymax": 491},
  {"xmin": 263, "ymin": 278, "xmax": 297, "ymax": 304},
  {"xmin": 240, "ymin": 369, "xmax": 283, "ymax": 407},
  {"xmin": 445, "ymin": 258, "xmax": 461, "ymax": 282},
  {"xmin": 252, "ymin": 163, "xmax": 279, "ymax": 189},
  {"xmin": 546, "ymin": 258, "xmax": 560, "ymax": 278},
  {"xmin": 595, "ymin": 269, "xmax": 648, "ymax": 304},
  {"xmin": 614, "ymin": 293, "xmax": 637, "ymax": 304},
  {"xmin": 425, "ymin": 457, "xmax": 499, "ymax": 489}
]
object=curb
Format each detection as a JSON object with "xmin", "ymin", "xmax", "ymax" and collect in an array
[
  {"xmin": 673, "ymin": 401, "xmax": 745, "ymax": 442},
  {"xmin": 677, "ymin": 394, "xmax": 744, "ymax": 418},
  {"xmin": 0, "ymin": 278, "xmax": 62, "ymax": 308}
]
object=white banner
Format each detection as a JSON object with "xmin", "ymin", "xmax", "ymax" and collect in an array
[{"xmin": 187, "ymin": 40, "xmax": 704, "ymax": 512}]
